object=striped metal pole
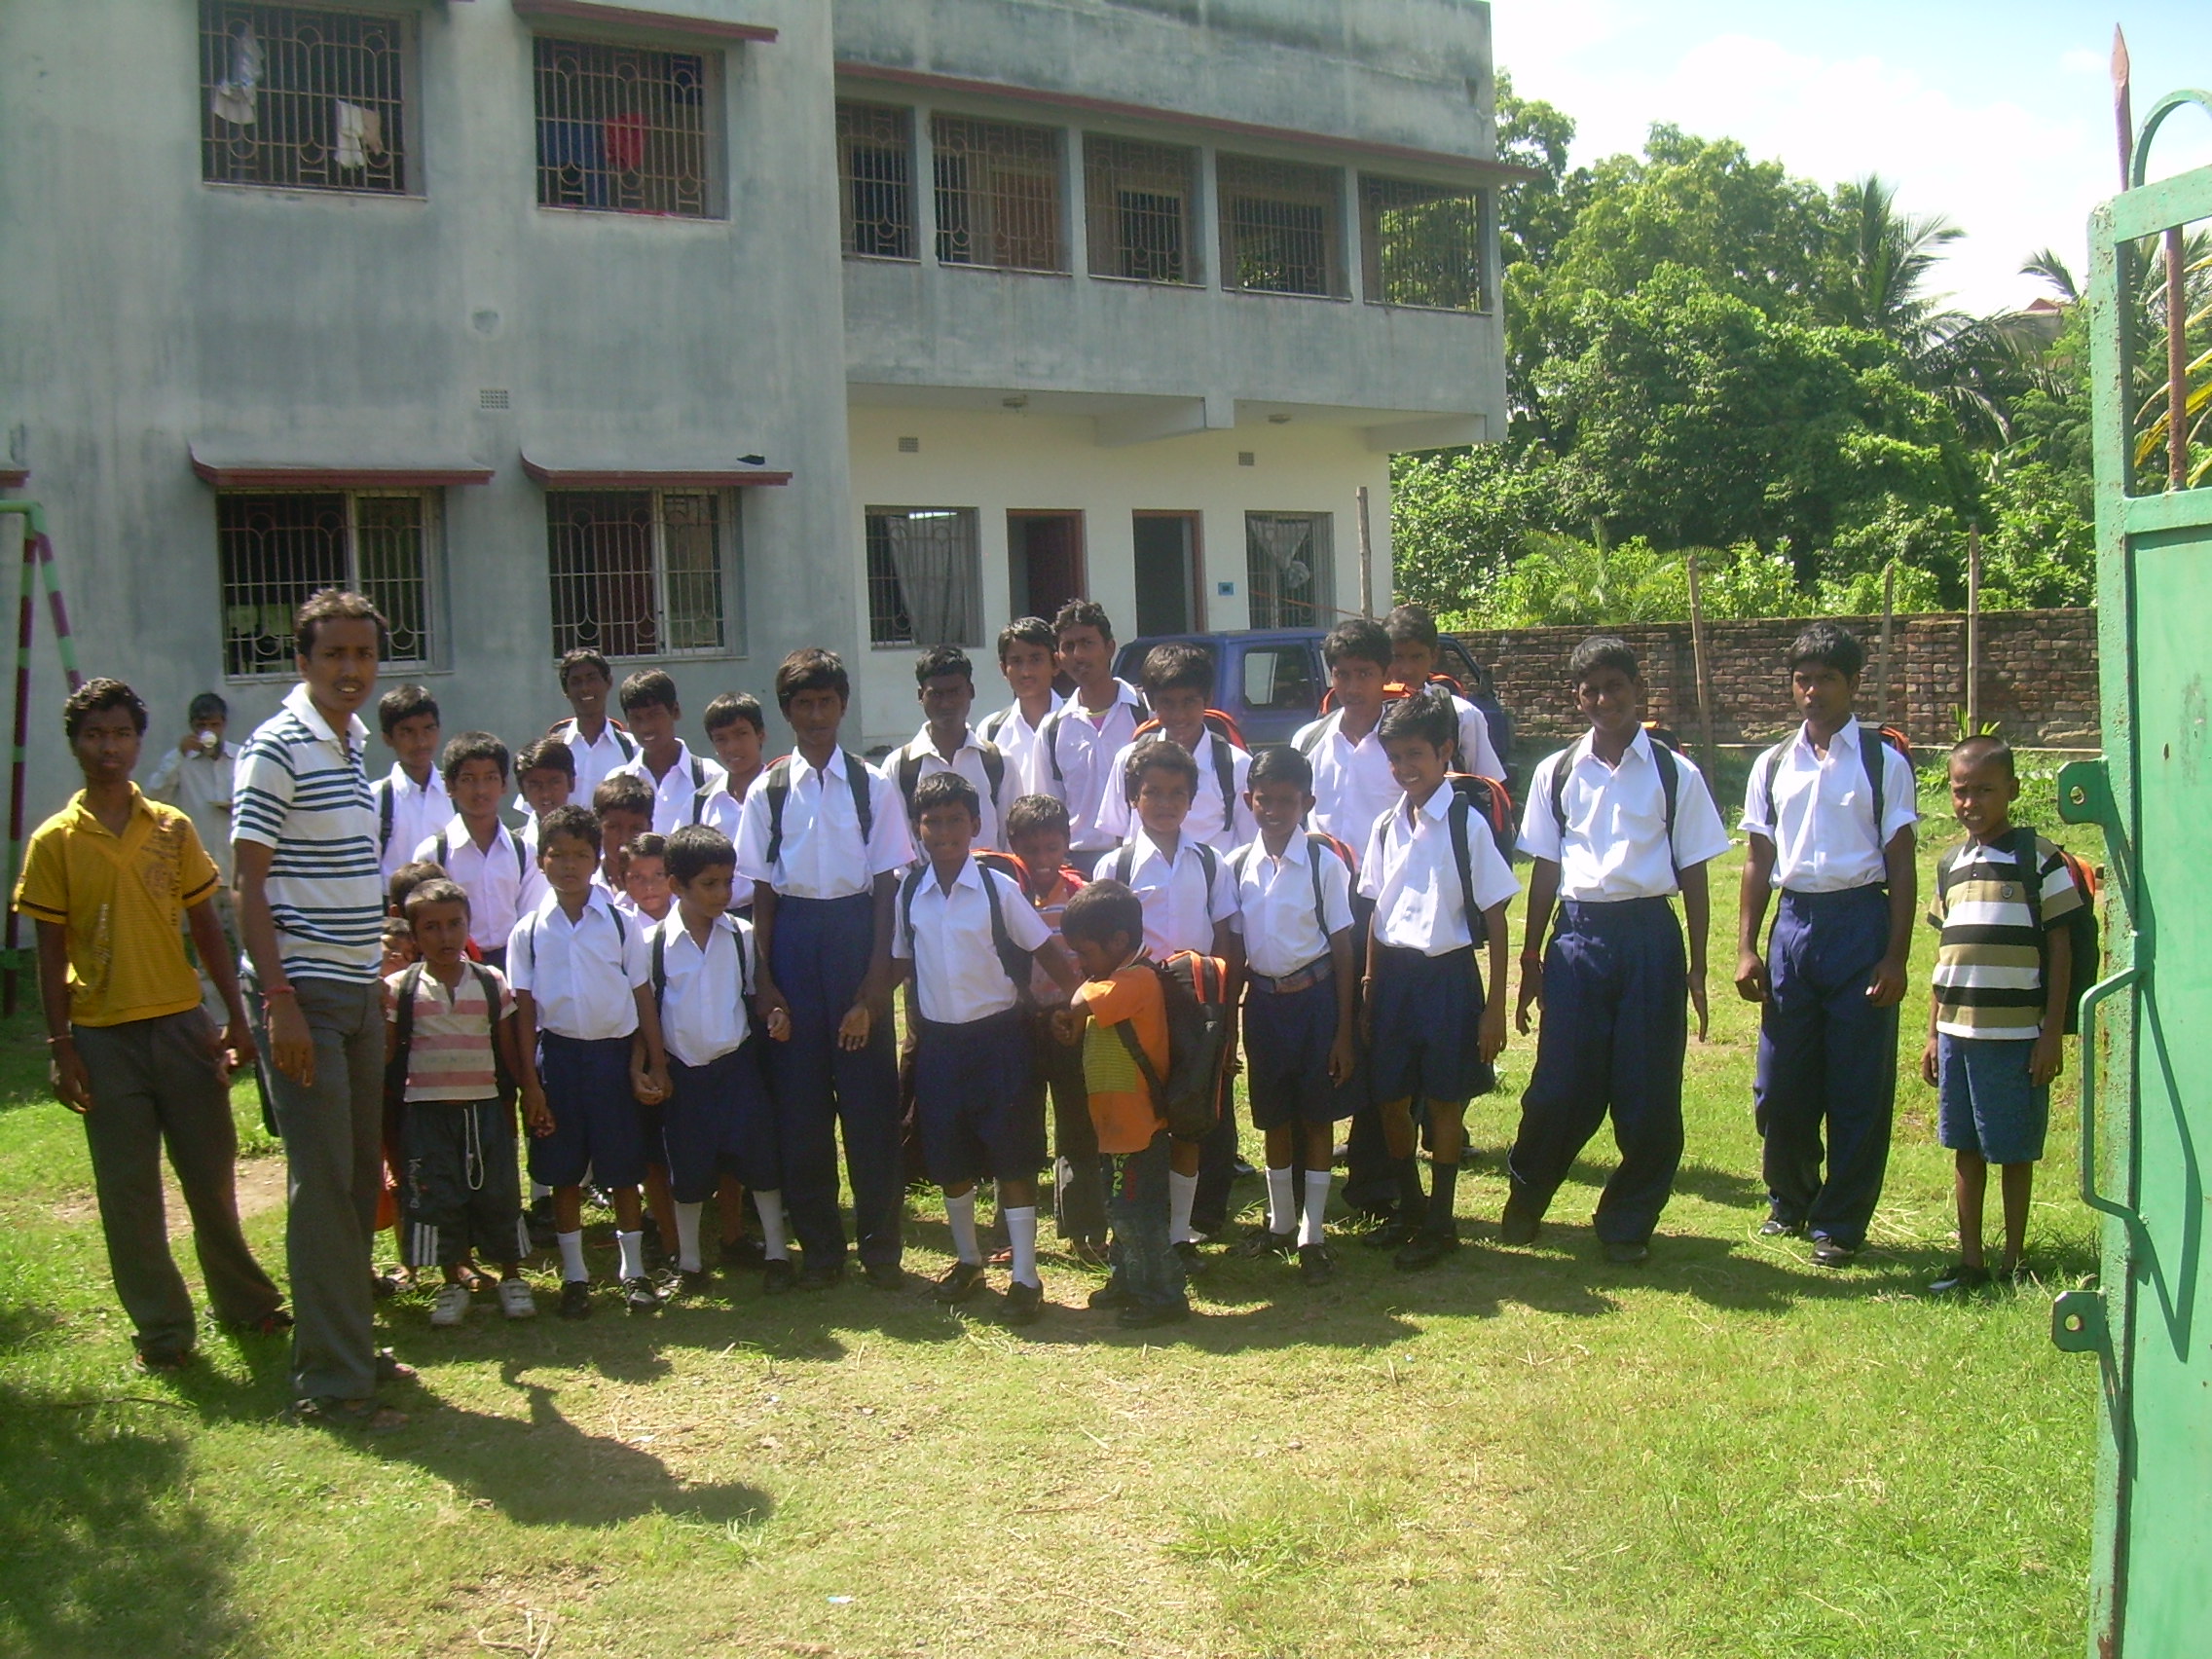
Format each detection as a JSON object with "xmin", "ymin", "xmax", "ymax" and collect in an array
[{"xmin": 0, "ymin": 501, "xmax": 71, "ymax": 1015}]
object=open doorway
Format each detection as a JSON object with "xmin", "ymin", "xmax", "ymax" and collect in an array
[
  {"xmin": 1007, "ymin": 511, "xmax": 1087, "ymax": 624},
  {"xmin": 1132, "ymin": 511, "xmax": 1203, "ymax": 636}
]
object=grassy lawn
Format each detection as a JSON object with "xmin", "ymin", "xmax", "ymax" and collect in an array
[{"xmin": 0, "ymin": 770, "xmax": 2101, "ymax": 1658}]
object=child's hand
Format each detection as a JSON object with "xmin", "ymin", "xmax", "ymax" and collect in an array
[
  {"xmin": 1920, "ymin": 1035, "xmax": 1940, "ymax": 1088},
  {"xmin": 631, "ymin": 1065, "xmax": 666, "ymax": 1105},
  {"xmin": 1864, "ymin": 954, "xmax": 1908, "ymax": 1009},
  {"xmin": 837, "ymin": 1001, "xmax": 872, "ymax": 1051},
  {"xmin": 1734, "ymin": 949, "xmax": 1769, "ymax": 1003},
  {"xmin": 758, "ymin": 981, "xmax": 792, "ymax": 1040},
  {"xmin": 49, "ymin": 1043, "xmax": 93, "ymax": 1114},
  {"xmin": 1326, "ymin": 1029, "xmax": 1357, "ymax": 1087},
  {"xmin": 524, "ymin": 1090, "xmax": 556, "ymax": 1137},
  {"xmin": 1051, "ymin": 1007, "xmax": 1086, "ymax": 1046},
  {"xmin": 1478, "ymin": 1002, "xmax": 1508, "ymax": 1066},
  {"xmin": 1515, "ymin": 963, "xmax": 1542, "ymax": 1036},
  {"xmin": 1687, "ymin": 968, "xmax": 1709, "ymax": 1043},
  {"xmin": 765, "ymin": 1004, "xmax": 792, "ymax": 1043},
  {"xmin": 266, "ymin": 996, "xmax": 315, "ymax": 1087},
  {"xmin": 2030, "ymin": 1029, "xmax": 2065, "ymax": 1088}
]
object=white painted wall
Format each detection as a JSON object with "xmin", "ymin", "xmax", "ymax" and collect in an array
[{"xmin": 845, "ymin": 404, "xmax": 1393, "ymax": 748}]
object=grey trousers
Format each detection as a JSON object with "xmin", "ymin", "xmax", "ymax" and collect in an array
[
  {"xmin": 72, "ymin": 1009, "xmax": 281, "ymax": 1359},
  {"xmin": 253, "ymin": 977, "xmax": 386, "ymax": 1401}
]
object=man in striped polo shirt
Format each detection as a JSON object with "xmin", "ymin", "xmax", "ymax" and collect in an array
[{"xmin": 234, "ymin": 589, "xmax": 406, "ymax": 1430}]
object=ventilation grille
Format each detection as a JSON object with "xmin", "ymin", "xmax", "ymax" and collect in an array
[
  {"xmin": 479, "ymin": 388, "xmax": 511, "ymax": 410},
  {"xmin": 898, "ymin": 435, "xmax": 920, "ymax": 454}
]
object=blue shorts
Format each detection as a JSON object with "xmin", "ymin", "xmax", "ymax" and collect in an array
[
  {"xmin": 1367, "ymin": 944, "xmax": 1493, "ymax": 1106},
  {"xmin": 1936, "ymin": 1034, "xmax": 2049, "ymax": 1164},
  {"xmin": 1243, "ymin": 973, "xmax": 1348, "ymax": 1128},
  {"xmin": 912, "ymin": 1009, "xmax": 1043, "ymax": 1186},
  {"xmin": 527, "ymin": 1032, "xmax": 647, "ymax": 1191},
  {"xmin": 662, "ymin": 1042, "xmax": 780, "ymax": 1202}
]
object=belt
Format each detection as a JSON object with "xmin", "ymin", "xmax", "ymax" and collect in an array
[{"xmin": 1249, "ymin": 957, "xmax": 1332, "ymax": 995}]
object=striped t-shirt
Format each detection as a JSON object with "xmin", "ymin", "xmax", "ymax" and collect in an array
[
  {"xmin": 232, "ymin": 682, "xmax": 385, "ymax": 985},
  {"xmin": 1927, "ymin": 833, "xmax": 2083, "ymax": 1039},
  {"xmin": 386, "ymin": 962, "xmax": 514, "ymax": 1102}
]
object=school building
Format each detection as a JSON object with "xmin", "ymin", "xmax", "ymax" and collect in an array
[{"xmin": 0, "ymin": 0, "xmax": 1510, "ymax": 795}]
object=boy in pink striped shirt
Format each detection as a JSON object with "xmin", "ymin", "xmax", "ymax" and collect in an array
[{"xmin": 385, "ymin": 878, "xmax": 549, "ymax": 1326}]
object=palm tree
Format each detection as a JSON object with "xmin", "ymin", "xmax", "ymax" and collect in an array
[
  {"xmin": 2021, "ymin": 246, "xmax": 2082, "ymax": 307},
  {"xmin": 1822, "ymin": 173, "xmax": 1965, "ymax": 350}
]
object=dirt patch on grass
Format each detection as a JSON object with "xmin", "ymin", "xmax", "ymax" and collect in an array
[{"xmin": 50, "ymin": 1151, "xmax": 286, "ymax": 1232}]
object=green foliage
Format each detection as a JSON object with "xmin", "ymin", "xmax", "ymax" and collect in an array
[
  {"xmin": 1980, "ymin": 459, "xmax": 2096, "ymax": 608},
  {"xmin": 1391, "ymin": 445, "xmax": 1573, "ymax": 613}
]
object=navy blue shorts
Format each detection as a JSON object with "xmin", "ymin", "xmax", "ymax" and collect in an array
[
  {"xmin": 1243, "ymin": 973, "xmax": 1348, "ymax": 1128},
  {"xmin": 1936, "ymin": 1034, "xmax": 2049, "ymax": 1164},
  {"xmin": 912, "ymin": 1010, "xmax": 1043, "ymax": 1186},
  {"xmin": 527, "ymin": 1032, "xmax": 647, "ymax": 1191},
  {"xmin": 662, "ymin": 1042, "xmax": 780, "ymax": 1202},
  {"xmin": 1367, "ymin": 944, "xmax": 1493, "ymax": 1106}
]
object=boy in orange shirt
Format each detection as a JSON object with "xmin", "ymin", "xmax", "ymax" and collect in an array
[{"xmin": 1055, "ymin": 881, "xmax": 1186, "ymax": 1328}]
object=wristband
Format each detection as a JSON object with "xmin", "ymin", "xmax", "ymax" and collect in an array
[
  {"xmin": 46, "ymin": 1034, "xmax": 75, "ymax": 1047},
  {"xmin": 261, "ymin": 984, "xmax": 297, "ymax": 1002}
]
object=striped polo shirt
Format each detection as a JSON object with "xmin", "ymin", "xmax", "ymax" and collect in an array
[
  {"xmin": 1927, "ymin": 833, "xmax": 2083, "ymax": 1040},
  {"xmin": 233, "ymin": 682, "xmax": 385, "ymax": 985},
  {"xmin": 385, "ymin": 962, "xmax": 513, "ymax": 1102}
]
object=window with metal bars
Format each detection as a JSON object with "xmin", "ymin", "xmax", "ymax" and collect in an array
[
  {"xmin": 545, "ymin": 490, "xmax": 729, "ymax": 660},
  {"xmin": 932, "ymin": 117, "xmax": 1066, "ymax": 274},
  {"xmin": 217, "ymin": 490, "xmax": 436, "ymax": 677},
  {"xmin": 1084, "ymin": 135, "xmax": 1199, "ymax": 283},
  {"xmin": 838, "ymin": 101, "xmax": 915, "ymax": 259},
  {"xmin": 533, "ymin": 37, "xmax": 717, "ymax": 218},
  {"xmin": 1362, "ymin": 176, "xmax": 1487, "ymax": 312},
  {"xmin": 199, "ymin": 2, "xmax": 409, "ymax": 194},
  {"xmin": 1217, "ymin": 155, "xmax": 1346, "ymax": 297},
  {"xmin": 1244, "ymin": 512, "xmax": 1334, "ymax": 629},
  {"xmin": 865, "ymin": 509, "xmax": 981, "ymax": 647}
]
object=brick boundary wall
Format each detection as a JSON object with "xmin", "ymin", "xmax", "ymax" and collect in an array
[{"xmin": 1453, "ymin": 608, "xmax": 2100, "ymax": 751}]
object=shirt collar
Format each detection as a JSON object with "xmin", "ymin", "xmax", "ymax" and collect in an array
[
  {"xmin": 908, "ymin": 724, "xmax": 979, "ymax": 761},
  {"xmin": 66, "ymin": 785, "xmax": 156, "ymax": 838},
  {"xmin": 1570, "ymin": 726, "xmax": 1653, "ymax": 772},
  {"xmin": 282, "ymin": 682, "xmax": 367, "ymax": 750},
  {"xmin": 1127, "ymin": 833, "xmax": 1194, "ymax": 872},
  {"xmin": 440, "ymin": 815, "xmax": 512, "ymax": 850},
  {"xmin": 1795, "ymin": 716, "xmax": 1861, "ymax": 759},
  {"xmin": 793, "ymin": 746, "xmax": 845, "ymax": 784},
  {"xmin": 1409, "ymin": 782, "xmax": 1454, "ymax": 826},
  {"xmin": 540, "ymin": 885, "xmax": 616, "ymax": 923},
  {"xmin": 389, "ymin": 762, "xmax": 445, "ymax": 796}
]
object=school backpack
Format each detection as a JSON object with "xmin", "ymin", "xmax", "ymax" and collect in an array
[
  {"xmin": 1547, "ymin": 735, "xmax": 1686, "ymax": 876},
  {"xmin": 894, "ymin": 741, "xmax": 1009, "ymax": 827},
  {"xmin": 1318, "ymin": 670, "xmax": 1466, "ymax": 716},
  {"xmin": 1752, "ymin": 721, "xmax": 1915, "ymax": 853},
  {"xmin": 1126, "ymin": 711, "xmax": 1248, "ymax": 814},
  {"xmin": 1233, "ymin": 831, "xmax": 1356, "ymax": 943},
  {"xmin": 896, "ymin": 853, "xmax": 1037, "ymax": 999},
  {"xmin": 383, "ymin": 960, "xmax": 519, "ymax": 1114},
  {"xmin": 1936, "ymin": 827, "xmax": 2100, "ymax": 1036},
  {"xmin": 760, "ymin": 750, "xmax": 875, "ymax": 866},
  {"xmin": 648, "ymin": 913, "xmax": 755, "ymax": 1009},
  {"xmin": 1112, "ymin": 950, "xmax": 1235, "ymax": 1141}
]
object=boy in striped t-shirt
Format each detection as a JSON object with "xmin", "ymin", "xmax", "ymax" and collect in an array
[{"xmin": 1921, "ymin": 736, "xmax": 2082, "ymax": 1290}]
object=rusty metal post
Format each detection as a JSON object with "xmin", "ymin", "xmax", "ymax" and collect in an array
[
  {"xmin": 1966, "ymin": 522, "xmax": 1982, "ymax": 730},
  {"xmin": 2166, "ymin": 227, "xmax": 2190, "ymax": 489},
  {"xmin": 1878, "ymin": 561, "xmax": 1896, "ymax": 724},
  {"xmin": 1355, "ymin": 485, "xmax": 1374, "ymax": 618},
  {"xmin": 1685, "ymin": 549, "xmax": 1717, "ymax": 772}
]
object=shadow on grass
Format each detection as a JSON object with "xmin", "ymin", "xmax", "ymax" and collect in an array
[{"xmin": 0, "ymin": 1310, "xmax": 263, "ymax": 1659}]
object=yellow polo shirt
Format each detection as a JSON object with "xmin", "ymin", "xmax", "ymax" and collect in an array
[{"xmin": 13, "ymin": 787, "xmax": 220, "ymax": 1027}]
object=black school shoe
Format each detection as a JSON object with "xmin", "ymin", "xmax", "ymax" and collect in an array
[
  {"xmin": 673, "ymin": 1269, "xmax": 715, "ymax": 1298},
  {"xmin": 558, "ymin": 1279, "xmax": 592, "ymax": 1319},
  {"xmin": 1602, "ymin": 1239, "xmax": 1650, "ymax": 1266},
  {"xmin": 1758, "ymin": 1217, "xmax": 1807, "ymax": 1238},
  {"xmin": 935, "ymin": 1261, "xmax": 986, "ymax": 1305},
  {"xmin": 1171, "ymin": 1240, "xmax": 1209, "ymax": 1275},
  {"xmin": 1362, "ymin": 1213, "xmax": 1419, "ymax": 1250},
  {"xmin": 133, "ymin": 1347, "xmax": 195, "ymax": 1375},
  {"xmin": 1117, "ymin": 1298, "xmax": 1192, "ymax": 1330},
  {"xmin": 1498, "ymin": 1191, "xmax": 1543, "ymax": 1246},
  {"xmin": 720, "ymin": 1235, "xmax": 766, "ymax": 1271},
  {"xmin": 1235, "ymin": 1226, "xmax": 1297, "ymax": 1259},
  {"xmin": 1810, "ymin": 1237, "xmax": 1859, "ymax": 1269},
  {"xmin": 1003, "ymin": 1279, "xmax": 1045, "ymax": 1326},
  {"xmin": 795, "ymin": 1259, "xmax": 844, "ymax": 1292},
  {"xmin": 621, "ymin": 1275, "xmax": 663, "ymax": 1312},
  {"xmin": 1088, "ymin": 1276, "xmax": 1136, "ymax": 1309},
  {"xmin": 1392, "ymin": 1228, "xmax": 1459, "ymax": 1272},
  {"xmin": 862, "ymin": 1261, "xmax": 907, "ymax": 1292},
  {"xmin": 1930, "ymin": 1262, "xmax": 1993, "ymax": 1294},
  {"xmin": 761, "ymin": 1258, "xmax": 796, "ymax": 1295},
  {"xmin": 1298, "ymin": 1243, "xmax": 1335, "ymax": 1287}
]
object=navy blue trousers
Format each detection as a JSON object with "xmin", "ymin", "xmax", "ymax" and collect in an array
[
  {"xmin": 1754, "ymin": 885, "xmax": 1899, "ymax": 1248},
  {"xmin": 1507, "ymin": 899, "xmax": 1686, "ymax": 1245},
  {"xmin": 765, "ymin": 893, "xmax": 903, "ymax": 1270}
]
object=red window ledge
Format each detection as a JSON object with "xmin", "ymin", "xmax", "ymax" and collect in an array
[
  {"xmin": 521, "ymin": 453, "xmax": 791, "ymax": 489},
  {"xmin": 189, "ymin": 444, "xmax": 494, "ymax": 489}
]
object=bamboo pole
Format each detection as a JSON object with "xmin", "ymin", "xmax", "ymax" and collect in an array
[
  {"xmin": 1966, "ymin": 522, "xmax": 1982, "ymax": 731},
  {"xmin": 1878, "ymin": 562, "xmax": 1896, "ymax": 724},
  {"xmin": 1685, "ymin": 549, "xmax": 1717, "ymax": 773},
  {"xmin": 1355, "ymin": 486, "xmax": 1375, "ymax": 618}
]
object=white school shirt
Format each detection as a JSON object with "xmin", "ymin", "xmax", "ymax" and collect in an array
[
  {"xmin": 891, "ymin": 723, "xmax": 1006, "ymax": 851},
  {"xmin": 144, "ymin": 740, "xmax": 240, "ymax": 884},
  {"xmin": 611, "ymin": 741, "xmax": 732, "ymax": 838},
  {"xmin": 511, "ymin": 719, "xmax": 638, "ymax": 814},
  {"xmin": 1101, "ymin": 833, "xmax": 1239, "ymax": 960},
  {"xmin": 650, "ymin": 910, "xmax": 754, "ymax": 1067},
  {"xmin": 1360, "ymin": 785, "xmax": 1521, "ymax": 955},
  {"xmin": 1042, "ymin": 681, "xmax": 1147, "ymax": 852},
  {"xmin": 1740, "ymin": 717, "xmax": 1919, "ymax": 893},
  {"xmin": 732, "ymin": 747, "xmax": 913, "ymax": 900},
  {"xmin": 1446, "ymin": 693, "xmax": 1507, "ymax": 784},
  {"xmin": 506, "ymin": 888, "xmax": 649, "ymax": 1041},
  {"xmin": 415, "ymin": 817, "xmax": 548, "ymax": 950},
  {"xmin": 978, "ymin": 695, "xmax": 1062, "ymax": 797},
  {"xmin": 1096, "ymin": 728, "xmax": 1256, "ymax": 854},
  {"xmin": 1292, "ymin": 709, "xmax": 1400, "ymax": 866},
  {"xmin": 1230, "ymin": 835, "xmax": 1355, "ymax": 978},
  {"xmin": 893, "ymin": 856, "xmax": 1053, "ymax": 1025},
  {"xmin": 1518, "ymin": 732, "xmax": 1733, "ymax": 902},
  {"xmin": 373, "ymin": 763, "xmax": 449, "ymax": 880}
]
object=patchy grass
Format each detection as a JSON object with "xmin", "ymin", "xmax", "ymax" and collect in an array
[{"xmin": 0, "ymin": 828, "xmax": 2099, "ymax": 1658}]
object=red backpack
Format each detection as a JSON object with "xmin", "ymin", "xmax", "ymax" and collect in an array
[
  {"xmin": 1128, "ymin": 710, "xmax": 1247, "ymax": 811},
  {"xmin": 1318, "ymin": 670, "xmax": 1464, "ymax": 717}
]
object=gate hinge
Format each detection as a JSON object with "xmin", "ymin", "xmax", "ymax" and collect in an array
[
  {"xmin": 2051, "ymin": 1287, "xmax": 2107, "ymax": 1353},
  {"xmin": 2057, "ymin": 758, "xmax": 2111, "ymax": 828}
]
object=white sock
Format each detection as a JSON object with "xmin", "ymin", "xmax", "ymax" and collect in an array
[
  {"xmin": 1266, "ymin": 1166, "xmax": 1296, "ymax": 1235},
  {"xmin": 945, "ymin": 1189, "xmax": 981, "ymax": 1266},
  {"xmin": 616, "ymin": 1229, "xmax": 645, "ymax": 1281},
  {"xmin": 673, "ymin": 1202, "xmax": 705, "ymax": 1273},
  {"xmin": 753, "ymin": 1189, "xmax": 790, "ymax": 1261},
  {"xmin": 1006, "ymin": 1204, "xmax": 1040, "ymax": 1288},
  {"xmin": 531, "ymin": 1181, "xmax": 551, "ymax": 1202},
  {"xmin": 557, "ymin": 1230, "xmax": 588, "ymax": 1283},
  {"xmin": 1169, "ymin": 1170, "xmax": 1198, "ymax": 1245},
  {"xmin": 1301, "ymin": 1170, "xmax": 1332, "ymax": 1248}
]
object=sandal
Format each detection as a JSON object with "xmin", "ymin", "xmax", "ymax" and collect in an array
[
  {"xmin": 291, "ymin": 1395, "xmax": 408, "ymax": 1434},
  {"xmin": 374, "ymin": 1349, "xmax": 418, "ymax": 1384}
]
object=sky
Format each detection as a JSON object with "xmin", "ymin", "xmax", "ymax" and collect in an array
[{"xmin": 1490, "ymin": 0, "xmax": 2212, "ymax": 315}]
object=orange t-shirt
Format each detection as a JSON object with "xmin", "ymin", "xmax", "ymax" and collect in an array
[{"xmin": 1078, "ymin": 962, "xmax": 1169, "ymax": 1155}]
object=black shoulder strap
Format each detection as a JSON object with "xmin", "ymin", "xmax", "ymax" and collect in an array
[
  {"xmin": 979, "ymin": 707, "xmax": 1009, "ymax": 743},
  {"xmin": 389, "ymin": 961, "xmax": 424, "ymax": 1088},
  {"xmin": 1859, "ymin": 724, "xmax": 1888, "ymax": 851},
  {"xmin": 1109, "ymin": 844, "xmax": 1134, "ymax": 888},
  {"xmin": 734, "ymin": 917, "xmax": 755, "ymax": 1001},
  {"xmin": 1204, "ymin": 730, "xmax": 1236, "ymax": 821},
  {"xmin": 1651, "ymin": 742, "xmax": 1681, "ymax": 874},
  {"xmin": 844, "ymin": 751, "xmax": 875, "ymax": 842},
  {"xmin": 1114, "ymin": 1018, "xmax": 1166, "ymax": 1106},
  {"xmin": 1446, "ymin": 794, "xmax": 1487, "ymax": 946},
  {"xmin": 979, "ymin": 866, "xmax": 1028, "ymax": 991},
  {"xmin": 978, "ymin": 741, "xmax": 1007, "ymax": 808},
  {"xmin": 1757, "ymin": 746, "xmax": 1784, "ymax": 833},
  {"xmin": 650, "ymin": 926, "xmax": 667, "ymax": 1010},
  {"xmin": 898, "ymin": 864, "xmax": 927, "ymax": 958},
  {"xmin": 376, "ymin": 779, "xmax": 394, "ymax": 854},
  {"xmin": 2009, "ymin": 826, "xmax": 2045, "ymax": 934},
  {"xmin": 1195, "ymin": 840, "xmax": 1218, "ymax": 911},
  {"xmin": 1548, "ymin": 750, "xmax": 1571, "ymax": 839},
  {"xmin": 762, "ymin": 756, "xmax": 793, "ymax": 868},
  {"xmin": 1305, "ymin": 833, "xmax": 1330, "ymax": 937},
  {"xmin": 897, "ymin": 750, "xmax": 923, "ymax": 815},
  {"xmin": 608, "ymin": 903, "xmax": 627, "ymax": 949},
  {"xmin": 466, "ymin": 961, "xmax": 518, "ymax": 1100},
  {"xmin": 431, "ymin": 830, "xmax": 449, "ymax": 867},
  {"xmin": 511, "ymin": 830, "xmax": 529, "ymax": 880},
  {"xmin": 614, "ymin": 727, "xmax": 637, "ymax": 759},
  {"xmin": 1040, "ymin": 706, "xmax": 1069, "ymax": 784},
  {"xmin": 1294, "ymin": 713, "xmax": 1336, "ymax": 757},
  {"xmin": 688, "ymin": 754, "xmax": 709, "ymax": 825}
]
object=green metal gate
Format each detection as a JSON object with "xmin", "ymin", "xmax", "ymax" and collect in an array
[{"xmin": 2055, "ymin": 85, "xmax": 2212, "ymax": 1659}]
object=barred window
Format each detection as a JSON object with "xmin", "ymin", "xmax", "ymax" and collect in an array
[
  {"xmin": 1245, "ymin": 512, "xmax": 1334, "ymax": 629},
  {"xmin": 866, "ymin": 509, "xmax": 981, "ymax": 647},
  {"xmin": 933, "ymin": 117, "xmax": 1065, "ymax": 274},
  {"xmin": 546, "ymin": 490, "xmax": 729, "ymax": 660},
  {"xmin": 217, "ymin": 490, "xmax": 436, "ymax": 677},
  {"xmin": 199, "ymin": 2, "xmax": 409, "ymax": 194},
  {"xmin": 1084, "ymin": 135, "xmax": 1199, "ymax": 283},
  {"xmin": 1218, "ymin": 155, "xmax": 1346, "ymax": 297},
  {"xmin": 838, "ymin": 101, "xmax": 914, "ymax": 259},
  {"xmin": 1362, "ymin": 176, "xmax": 1487, "ymax": 311},
  {"xmin": 533, "ymin": 37, "xmax": 717, "ymax": 218}
]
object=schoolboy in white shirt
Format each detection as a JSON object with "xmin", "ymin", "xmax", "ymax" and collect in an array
[
  {"xmin": 893, "ymin": 772, "xmax": 1079, "ymax": 1324},
  {"xmin": 889, "ymin": 645, "xmax": 1010, "ymax": 851},
  {"xmin": 1505, "ymin": 638, "xmax": 1731, "ymax": 1264},
  {"xmin": 413, "ymin": 731, "xmax": 544, "ymax": 973},
  {"xmin": 1359, "ymin": 690, "xmax": 1518, "ymax": 1272},
  {"xmin": 1039, "ymin": 600, "xmax": 1147, "ymax": 873},
  {"xmin": 1099, "ymin": 642, "xmax": 1255, "ymax": 855},
  {"xmin": 371, "ymin": 683, "xmax": 447, "ymax": 880},
  {"xmin": 538, "ymin": 648, "xmax": 639, "ymax": 806},
  {"xmin": 1384, "ymin": 605, "xmax": 1508, "ymax": 783},
  {"xmin": 978, "ymin": 616, "xmax": 1063, "ymax": 797},
  {"xmin": 734, "ymin": 648, "xmax": 916, "ymax": 1291},
  {"xmin": 508, "ymin": 804, "xmax": 672, "ymax": 1318},
  {"xmin": 1736, "ymin": 622, "xmax": 1919, "ymax": 1269},
  {"xmin": 1230, "ymin": 744, "xmax": 1357, "ymax": 1285},
  {"xmin": 648, "ymin": 824, "xmax": 793, "ymax": 1297},
  {"xmin": 514, "ymin": 737, "xmax": 575, "ymax": 861},
  {"xmin": 611, "ymin": 669, "xmax": 733, "ymax": 837}
]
